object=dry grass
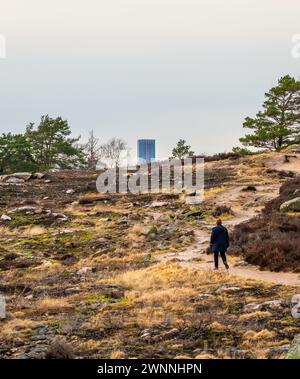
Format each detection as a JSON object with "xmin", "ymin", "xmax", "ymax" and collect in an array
[
  {"xmin": 110, "ymin": 350, "xmax": 126, "ymax": 359},
  {"xmin": 204, "ymin": 186, "xmax": 231, "ymax": 200},
  {"xmin": 209, "ymin": 321, "xmax": 227, "ymax": 331},
  {"xmin": 0, "ymin": 225, "xmax": 47, "ymax": 238},
  {"xmin": 239, "ymin": 311, "xmax": 272, "ymax": 321},
  {"xmin": 0, "ymin": 164, "xmax": 298, "ymax": 359},
  {"xmin": 243, "ymin": 329, "xmax": 276, "ymax": 340},
  {"xmin": 114, "ymin": 263, "xmax": 228, "ymax": 292},
  {"xmin": 0, "ymin": 318, "xmax": 42, "ymax": 341},
  {"xmin": 33, "ymin": 297, "xmax": 73, "ymax": 314},
  {"xmin": 195, "ymin": 353, "xmax": 216, "ymax": 359},
  {"xmin": 104, "ymin": 263, "xmax": 233, "ymax": 328}
]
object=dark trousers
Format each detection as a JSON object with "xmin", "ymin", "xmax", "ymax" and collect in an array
[{"xmin": 214, "ymin": 251, "xmax": 227, "ymax": 268}]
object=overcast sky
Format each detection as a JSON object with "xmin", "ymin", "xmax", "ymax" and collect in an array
[{"xmin": 0, "ymin": 0, "xmax": 299, "ymax": 158}]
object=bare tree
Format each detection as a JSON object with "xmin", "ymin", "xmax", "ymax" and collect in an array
[
  {"xmin": 83, "ymin": 130, "xmax": 100, "ymax": 170},
  {"xmin": 100, "ymin": 138, "xmax": 128, "ymax": 167}
]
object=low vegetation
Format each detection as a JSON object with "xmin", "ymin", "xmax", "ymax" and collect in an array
[{"xmin": 231, "ymin": 177, "xmax": 300, "ymax": 271}]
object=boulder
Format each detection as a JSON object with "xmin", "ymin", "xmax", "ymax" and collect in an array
[
  {"xmin": 280, "ymin": 197, "xmax": 300, "ymax": 212},
  {"xmin": 0, "ymin": 214, "xmax": 11, "ymax": 221},
  {"xmin": 1, "ymin": 172, "xmax": 32, "ymax": 183},
  {"xmin": 286, "ymin": 334, "xmax": 300, "ymax": 359},
  {"xmin": 10, "ymin": 172, "xmax": 32, "ymax": 179},
  {"xmin": 140, "ymin": 225, "xmax": 158, "ymax": 236}
]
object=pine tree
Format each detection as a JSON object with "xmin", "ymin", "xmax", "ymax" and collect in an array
[{"xmin": 240, "ymin": 75, "xmax": 300, "ymax": 150}]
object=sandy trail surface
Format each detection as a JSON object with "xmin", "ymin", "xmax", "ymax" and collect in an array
[{"xmin": 158, "ymin": 183, "xmax": 300, "ymax": 287}]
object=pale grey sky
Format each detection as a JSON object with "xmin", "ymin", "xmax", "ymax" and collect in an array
[{"xmin": 0, "ymin": 0, "xmax": 299, "ymax": 158}]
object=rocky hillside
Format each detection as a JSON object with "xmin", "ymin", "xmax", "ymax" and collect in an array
[{"xmin": 0, "ymin": 151, "xmax": 299, "ymax": 359}]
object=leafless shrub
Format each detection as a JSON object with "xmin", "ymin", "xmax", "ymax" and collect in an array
[
  {"xmin": 213, "ymin": 205, "xmax": 233, "ymax": 217},
  {"xmin": 45, "ymin": 337, "xmax": 75, "ymax": 359},
  {"xmin": 231, "ymin": 177, "xmax": 300, "ymax": 272}
]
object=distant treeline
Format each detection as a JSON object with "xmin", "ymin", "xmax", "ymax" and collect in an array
[{"xmin": 0, "ymin": 116, "xmax": 127, "ymax": 174}]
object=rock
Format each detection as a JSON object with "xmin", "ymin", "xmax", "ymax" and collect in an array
[
  {"xmin": 1, "ymin": 214, "xmax": 11, "ymax": 221},
  {"xmin": 117, "ymin": 217, "xmax": 128, "ymax": 225},
  {"xmin": 160, "ymin": 328, "xmax": 179, "ymax": 339},
  {"xmin": 278, "ymin": 170, "xmax": 295, "ymax": 178},
  {"xmin": 216, "ymin": 286, "xmax": 241, "ymax": 294},
  {"xmin": 34, "ymin": 172, "xmax": 46, "ymax": 179},
  {"xmin": 26, "ymin": 345, "xmax": 48, "ymax": 359},
  {"xmin": 140, "ymin": 329, "xmax": 151, "ymax": 339},
  {"xmin": 127, "ymin": 213, "xmax": 141, "ymax": 221},
  {"xmin": 268, "ymin": 345, "xmax": 290, "ymax": 358},
  {"xmin": 30, "ymin": 335, "xmax": 48, "ymax": 341},
  {"xmin": 149, "ymin": 201, "xmax": 168, "ymax": 208},
  {"xmin": 65, "ymin": 287, "xmax": 80, "ymax": 294},
  {"xmin": 244, "ymin": 299, "xmax": 284, "ymax": 312},
  {"xmin": 287, "ymin": 334, "xmax": 300, "ymax": 359},
  {"xmin": 183, "ymin": 210, "xmax": 204, "ymax": 218},
  {"xmin": 191, "ymin": 294, "xmax": 213, "ymax": 302},
  {"xmin": 44, "ymin": 179, "xmax": 52, "ymax": 183},
  {"xmin": 242, "ymin": 186, "xmax": 257, "ymax": 192},
  {"xmin": 66, "ymin": 189, "xmax": 75, "ymax": 195},
  {"xmin": 230, "ymin": 348, "xmax": 255, "ymax": 359},
  {"xmin": 41, "ymin": 260, "xmax": 52, "ymax": 266},
  {"xmin": 51, "ymin": 229, "xmax": 74, "ymax": 236},
  {"xmin": 6, "ymin": 177, "xmax": 25, "ymax": 184},
  {"xmin": 76, "ymin": 267, "xmax": 95, "ymax": 276},
  {"xmin": 52, "ymin": 213, "xmax": 68, "ymax": 221},
  {"xmin": 140, "ymin": 225, "xmax": 158, "ymax": 236},
  {"xmin": 9, "ymin": 206, "xmax": 39, "ymax": 214},
  {"xmin": 6, "ymin": 172, "xmax": 32, "ymax": 181},
  {"xmin": 185, "ymin": 196, "xmax": 202, "ymax": 205},
  {"xmin": 280, "ymin": 197, "xmax": 300, "ymax": 212},
  {"xmin": 0, "ymin": 295, "xmax": 6, "ymax": 319}
]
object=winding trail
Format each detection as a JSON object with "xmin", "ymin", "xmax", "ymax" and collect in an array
[{"xmin": 158, "ymin": 183, "xmax": 300, "ymax": 287}]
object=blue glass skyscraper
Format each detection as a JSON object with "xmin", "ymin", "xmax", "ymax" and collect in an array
[{"xmin": 137, "ymin": 139, "xmax": 156, "ymax": 164}]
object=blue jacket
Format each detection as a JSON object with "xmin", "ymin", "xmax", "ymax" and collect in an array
[{"xmin": 210, "ymin": 225, "xmax": 229, "ymax": 253}]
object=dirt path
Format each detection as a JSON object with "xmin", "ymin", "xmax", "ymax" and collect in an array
[{"xmin": 158, "ymin": 183, "xmax": 300, "ymax": 287}]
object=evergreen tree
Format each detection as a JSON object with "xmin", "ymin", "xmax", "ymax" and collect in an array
[
  {"xmin": 25, "ymin": 115, "xmax": 85, "ymax": 169},
  {"xmin": 240, "ymin": 75, "xmax": 300, "ymax": 150},
  {"xmin": 0, "ymin": 133, "xmax": 37, "ymax": 173},
  {"xmin": 171, "ymin": 139, "xmax": 194, "ymax": 159}
]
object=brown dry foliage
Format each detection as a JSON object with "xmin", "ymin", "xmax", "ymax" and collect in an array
[{"xmin": 231, "ymin": 177, "xmax": 300, "ymax": 272}]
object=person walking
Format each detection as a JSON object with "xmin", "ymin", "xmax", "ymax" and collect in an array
[{"xmin": 210, "ymin": 219, "xmax": 230, "ymax": 270}]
